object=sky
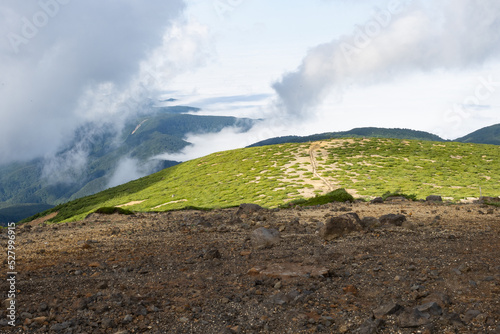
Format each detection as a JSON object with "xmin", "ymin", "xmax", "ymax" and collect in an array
[{"xmin": 1, "ymin": 0, "xmax": 500, "ymax": 166}]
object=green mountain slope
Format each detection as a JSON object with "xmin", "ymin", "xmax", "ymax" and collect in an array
[
  {"xmin": 0, "ymin": 109, "xmax": 255, "ymax": 223},
  {"xmin": 248, "ymin": 127, "xmax": 445, "ymax": 147},
  {"xmin": 455, "ymin": 123, "xmax": 500, "ymax": 145},
  {"xmin": 27, "ymin": 137, "xmax": 500, "ymax": 224}
]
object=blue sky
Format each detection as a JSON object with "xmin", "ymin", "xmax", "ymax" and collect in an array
[{"xmin": 1, "ymin": 0, "xmax": 500, "ymax": 163}]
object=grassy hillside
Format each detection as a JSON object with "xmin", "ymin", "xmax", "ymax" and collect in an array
[
  {"xmin": 456, "ymin": 123, "xmax": 500, "ymax": 145},
  {"xmin": 26, "ymin": 138, "xmax": 500, "ymax": 224}
]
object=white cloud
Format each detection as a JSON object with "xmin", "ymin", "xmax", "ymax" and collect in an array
[
  {"xmin": 272, "ymin": 0, "xmax": 500, "ymax": 121},
  {"xmin": 0, "ymin": 1, "xmax": 187, "ymax": 164}
]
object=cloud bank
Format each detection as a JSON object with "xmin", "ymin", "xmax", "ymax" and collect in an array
[
  {"xmin": 272, "ymin": 0, "xmax": 500, "ymax": 118},
  {"xmin": 0, "ymin": 0, "xmax": 187, "ymax": 164}
]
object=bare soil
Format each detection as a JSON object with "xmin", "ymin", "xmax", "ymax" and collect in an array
[{"xmin": 1, "ymin": 201, "xmax": 499, "ymax": 333}]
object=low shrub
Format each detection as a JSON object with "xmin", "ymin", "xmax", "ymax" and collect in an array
[
  {"xmin": 94, "ymin": 207, "xmax": 134, "ymax": 215},
  {"xmin": 280, "ymin": 188, "xmax": 354, "ymax": 208},
  {"xmin": 382, "ymin": 191, "xmax": 418, "ymax": 201}
]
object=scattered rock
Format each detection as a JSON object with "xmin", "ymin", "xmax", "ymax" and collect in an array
[
  {"xmin": 204, "ymin": 248, "xmax": 222, "ymax": 259},
  {"xmin": 461, "ymin": 309, "xmax": 482, "ymax": 323},
  {"xmin": 479, "ymin": 196, "xmax": 500, "ymax": 203},
  {"xmin": 416, "ymin": 302, "xmax": 442, "ymax": 316},
  {"xmin": 32, "ymin": 316, "xmax": 48, "ymax": 325},
  {"xmin": 373, "ymin": 302, "xmax": 403, "ymax": 319},
  {"xmin": 421, "ymin": 292, "xmax": 451, "ymax": 308},
  {"xmin": 370, "ymin": 197, "xmax": 384, "ymax": 204},
  {"xmin": 50, "ymin": 321, "xmax": 71, "ymax": 331},
  {"xmin": 251, "ymin": 227, "xmax": 280, "ymax": 249},
  {"xmin": 101, "ymin": 318, "xmax": 116, "ymax": 329},
  {"xmin": 398, "ymin": 308, "xmax": 431, "ymax": 328},
  {"xmin": 97, "ymin": 281, "xmax": 108, "ymax": 289},
  {"xmin": 38, "ymin": 302, "xmax": 48, "ymax": 312},
  {"xmin": 122, "ymin": 314, "xmax": 133, "ymax": 324},
  {"xmin": 385, "ymin": 196, "xmax": 408, "ymax": 202},
  {"xmin": 360, "ymin": 217, "xmax": 380, "ymax": 229},
  {"xmin": 319, "ymin": 213, "xmax": 362, "ymax": 240},
  {"xmin": 342, "ymin": 285, "xmax": 358, "ymax": 296},
  {"xmin": 9, "ymin": 201, "xmax": 500, "ymax": 333},
  {"xmin": 20, "ymin": 312, "xmax": 33, "ymax": 319},
  {"xmin": 110, "ymin": 227, "xmax": 121, "ymax": 235},
  {"xmin": 248, "ymin": 263, "xmax": 329, "ymax": 278},
  {"xmin": 236, "ymin": 203, "xmax": 263, "ymax": 216},
  {"xmin": 426, "ymin": 195, "xmax": 443, "ymax": 202},
  {"xmin": 379, "ymin": 214, "xmax": 406, "ymax": 226},
  {"xmin": 356, "ymin": 317, "xmax": 383, "ymax": 334}
]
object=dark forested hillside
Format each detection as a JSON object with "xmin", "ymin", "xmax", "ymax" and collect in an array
[
  {"xmin": 455, "ymin": 123, "xmax": 500, "ymax": 145},
  {"xmin": 0, "ymin": 108, "xmax": 255, "ymax": 223},
  {"xmin": 248, "ymin": 127, "xmax": 445, "ymax": 147}
]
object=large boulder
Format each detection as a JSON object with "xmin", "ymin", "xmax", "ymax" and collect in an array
[
  {"xmin": 479, "ymin": 196, "xmax": 500, "ymax": 203},
  {"xmin": 236, "ymin": 203, "xmax": 264, "ymax": 217},
  {"xmin": 251, "ymin": 227, "xmax": 280, "ymax": 249},
  {"xmin": 426, "ymin": 195, "xmax": 443, "ymax": 202},
  {"xmin": 379, "ymin": 214, "xmax": 406, "ymax": 226},
  {"xmin": 319, "ymin": 213, "xmax": 363, "ymax": 240},
  {"xmin": 360, "ymin": 217, "xmax": 381, "ymax": 229}
]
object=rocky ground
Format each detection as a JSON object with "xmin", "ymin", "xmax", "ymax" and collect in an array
[{"xmin": 1, "ymin": 199, "xmax": 499, "ymax": 333}]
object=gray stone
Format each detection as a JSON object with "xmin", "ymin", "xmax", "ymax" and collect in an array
[
  {"xmin": 422, "ymin": 292, "xmax": 451, "ymax": 308},
  {"xmin": 236, "ymin": 203, "xmax": 264, "ymax": 216},
  {"xmin": 444, "ymin": 313, "xmax": 463, "ymax": 326},
  {"xmin": 38, "ymin": 302, "xmax": 48, "ymax": 312},
  {"xmin": 269, "ymin": 292, "xmax": 288, "ymax": 305},
  {"xmin": 426, "ymin": 195, "xmax": 443, "ymax": 202},
  {"xmin": 360, "ymin": 217, "xmax": 380, "ymax": 229},
  {"xmin": 385, "ymin": 196, "xmax": 408, "ymax": 202},
  {"xmin": 251, "ymin": 227, "xmax": 280, "ymax": 249},
  {"xmin": 101, "ymin": 318, "xmax": 116, "ymax": 329},
  {"xmin": 379, "ymin": 214, "xmax": 406, "ymax": 226},
  {"xmin": 373, "ymin": 302, "xmax": 403, "ymax": 318},
  {"xmin": 461, "ymin": 309, "xmax": 482, "ymax": 323},
  {"xmin": 204, "ymin": 248, "xmax": 222, "ymax": 259},
  {"xmin": 50, "ymin": 321, "xmax": 71, "ymax": 331},
  {"xmin": 97, "ymin": 281, "xmax": 108, "ymax": 289},
  {"xmin": 356, "ymin": 317, "xmax": 383, "ymax": 334},
  {"xmin": 416, "ymin": 302, "xmax": 442, "ymax": 316},
  {"xmin": 20, "ymin": 312, "xmax": 33, "ymax": 319},
  {"xmin": 319, "ymin": 213, "xmax": 362, "ymax": 240},
  {"xmin": 398, "ymin": 308, "xmax": 431, "ymax": 328},
  {"xmin": 370, "ymin": 197, "xmax": 384, "ymax": 204},
  {"xmin": 122, "ymin": 314, "xmax": 133, "ymax": 324}
]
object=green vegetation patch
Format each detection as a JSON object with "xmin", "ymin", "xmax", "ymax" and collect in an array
[
  {"xmin": 94, "ymin": 207, "xmax": 134, "ymax": 215},
  {"xmin": 382, "ymin": 191, "xmax": 418, "ymax": 201},
  {"xmin": 281, "ymin": 188, "xmax": 354, "ymax": 208}
]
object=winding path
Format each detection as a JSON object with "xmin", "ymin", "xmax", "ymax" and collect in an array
[{"xmin": 308, "ymin": 143, "xmax": 335, "ymax": 192}]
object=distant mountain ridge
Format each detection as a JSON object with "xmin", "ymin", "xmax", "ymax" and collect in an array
[
  {"xmin": 247, "ymin": 127, "xmax": 445, "ymax": 147},
  {"xmin": 455, "ymin": 123, "xmax": 500, "ymax": 145},
  {"xmin": 247, "ymin": 124, "xmax": 500, "ymax": 147}
]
